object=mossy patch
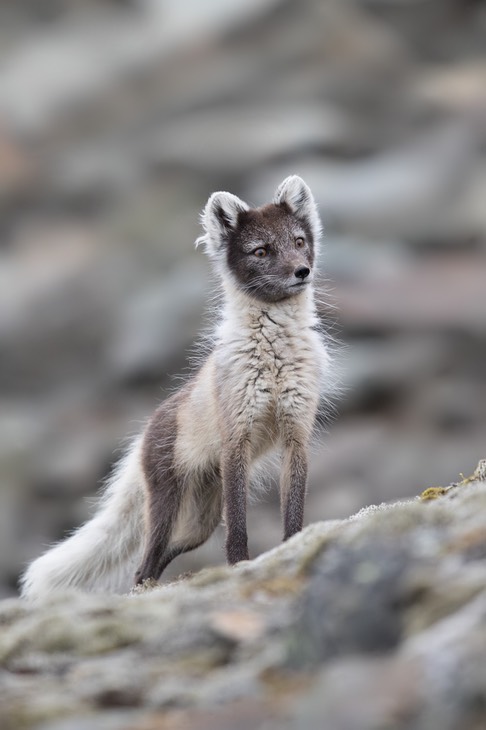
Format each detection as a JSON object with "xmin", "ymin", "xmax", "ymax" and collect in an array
[
  {"xmin": 420, "ymin": 459, "xmax": 486, "ymax": 501},
  {"xmin": 239, "ymin": 575, "xmax": 304, "ymax": 600},
  {"xmin": 0, "ymin": 611, "xmax": 142, "ymax": 664},
  {"xmin": 458, "ymin": 458, "xmax": 486, "ymax": 485},
  {"xmin": 420, "ymin": 486, "xmax": 451, "ymax": 501}
]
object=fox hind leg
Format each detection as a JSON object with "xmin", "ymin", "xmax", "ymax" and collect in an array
[
  {"xmin": 134, "ymin": 466, "xmax": 222, "ymax": 584},
  {"xmin": 134, "ymin": 464, "xmax": 184, "ymax": 584}
]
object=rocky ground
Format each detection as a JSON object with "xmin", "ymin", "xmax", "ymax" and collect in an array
[
  {"xmin": 1, "ymin": 0, "xmax": 486, "ymax": 597},
  {"xmin": 1, "ymin": 461, "xmax": 485, "ymax": 730}
]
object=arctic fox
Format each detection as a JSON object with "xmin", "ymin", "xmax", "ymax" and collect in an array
[{"xmin": 20, "ymin": 175, "xmax": 333, "ymax": 601}]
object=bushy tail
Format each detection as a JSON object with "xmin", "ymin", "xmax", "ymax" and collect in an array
[{"xmin": 20, "ymin": 438, "xmax": 146, "ymax": 602}]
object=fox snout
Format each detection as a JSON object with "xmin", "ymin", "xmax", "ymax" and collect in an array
[{"xmin": 294, "ymin": 265, "xmax": 310, "ymax": 281}]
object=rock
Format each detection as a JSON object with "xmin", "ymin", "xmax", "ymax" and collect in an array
[
  {"xmin": 0, "ymin": 0, "xmax": 285, "ymax": 135},
  {"xmin": 0, "ymin": 463, "xmax": 485, "ymax": 729},
  {"xmin": 249, "ymin": 118, "xmax": 486, "ymax": 242},
  {"xmin": 411, "ymin": 61, "xmax": 486, "ymax": 112},
  {"xmin": 148, "ymin": 104, "xmax": 356, "ymax": 174},
  {"xmin": 289, "ymin": 538, "xmax": 414, "ymax": 666},
  {"xmin": 291, "ymin": 655, "xmax": 421, "ymax": 730},
  {"xmin": 0, "ymin": 126, "xmax": 37, "ymax": 202},
  {"xmin": 335, "ymin": 253, "xmax": 486, "ymax": 333}
]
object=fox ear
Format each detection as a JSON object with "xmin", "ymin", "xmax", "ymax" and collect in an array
[
  {"xmin": 196, "ymin": 191, "xmax": 249, "ymax": 257},
  {"xmin": 273, "ymin": 175, "xmax": 321, "ymax": 242}
]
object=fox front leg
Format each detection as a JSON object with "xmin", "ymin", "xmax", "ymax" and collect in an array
[
  {"xmin": 221, "ymin": 438, "xmax": 250, "ymax": 565},
  {"xmin": 280, "ymin": 438, "xmax": 309, "ymax": 541}
]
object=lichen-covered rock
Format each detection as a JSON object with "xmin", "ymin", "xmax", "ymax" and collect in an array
[{"xmin": 0, "ymin": 462, "xmax": 485, "ymax": 730}]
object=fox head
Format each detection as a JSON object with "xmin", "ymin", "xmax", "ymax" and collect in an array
[{"xmin": 197, "ymin": 176, "xmax": 321, "ymax": 303}]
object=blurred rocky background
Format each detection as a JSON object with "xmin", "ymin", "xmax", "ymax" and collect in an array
[{"xmin": 1, "ymin": 0, "xmax": 486, "ymax": 597}]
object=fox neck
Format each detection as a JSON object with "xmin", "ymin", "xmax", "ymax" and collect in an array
[{"xmin": 218, "ymin": 278, "xmax": 318, "ymax": 339}]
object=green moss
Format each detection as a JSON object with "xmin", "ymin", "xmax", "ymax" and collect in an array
[
  {"xmin": 458, "ymin": 459, "xmax": 486, "ymax": 486},
  {"xmin": 420, "ymin": 459, "xmax": 486, "ymax": 502},
  {"xmin": 420, "ymin": 486, "xmax": 451, "ymax": 502}
]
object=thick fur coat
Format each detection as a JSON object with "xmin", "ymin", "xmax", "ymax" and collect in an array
[{"xmin": 21, "ymin": 175, "xmax": 333, "ymax": 601}]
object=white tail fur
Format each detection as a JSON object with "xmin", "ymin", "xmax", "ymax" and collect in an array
[{"xmin": 20, "ymin": 438, "xmax": 145, "ymax": 602}]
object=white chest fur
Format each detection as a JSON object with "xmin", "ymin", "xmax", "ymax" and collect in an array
[
  {"xmin": 175, "ymin": 286, "xmax": 331, "ymax": 470},
  {"xmin": 214, "ymin": 286, "xmax": 327, "ymax": 449}
]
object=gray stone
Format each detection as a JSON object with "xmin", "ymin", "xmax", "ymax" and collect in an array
[{"xmin": 1, "ymin": 469, "xmax": 486, "ymax": 729}]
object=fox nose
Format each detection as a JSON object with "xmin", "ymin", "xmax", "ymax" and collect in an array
[{"xmin": 294, "ymin": 265, "xmax": 310, "ymax": 281}]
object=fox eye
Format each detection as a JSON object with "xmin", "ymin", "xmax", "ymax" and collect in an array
[
  {"xmin": 253, "ymin": 247, "xmax": 267, "ymax": 258},
  {"xmin": 295, "ymin": 237, "xmax": 305, "ymax": 248}
]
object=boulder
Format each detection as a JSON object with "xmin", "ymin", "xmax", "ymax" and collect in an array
[{"xmin": 1, "ymin": 461, "xmax": 485, "ymax": 730}]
